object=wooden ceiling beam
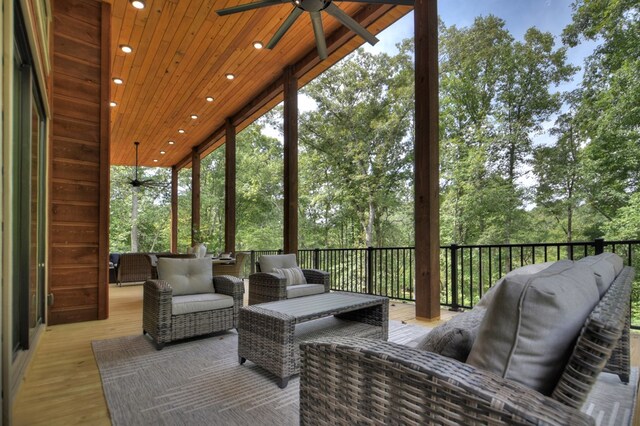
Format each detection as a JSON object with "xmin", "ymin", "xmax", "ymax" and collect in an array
[{"xmin": 173, "ymin": 3, "xmax": 396, "ymax": 170}]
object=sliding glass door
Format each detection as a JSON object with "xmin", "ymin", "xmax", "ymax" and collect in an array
[{"xmin": 12, "ymin": 5, "xmax": 46, "ymax": 355}]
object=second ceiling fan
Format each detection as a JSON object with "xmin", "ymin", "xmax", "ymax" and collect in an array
[{"xmin": 216, "ymin": 0, "xmax": 413, "ymax": 60}]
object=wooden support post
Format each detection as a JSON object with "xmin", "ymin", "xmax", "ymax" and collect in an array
[
  {"xmin": 98, "ymin": 1, "xmax": 111, "ymax": 320},
  {"xmin": 191, "ymin": 149, "xmax": 201, "ymax": 246},
  {"xmin": 171, "ymin": 166, "xmax": 178, "ymax": 252},
  {"xmin": 283, "ymin": 67, "xmax": 299, "ymax": 255},
  {"xmin": 225, "ymin": 119, "xmax": 236, "ymax": 253},
  {"xmin": 414, "ymin": 0, "xmax": 440, "ymax": 320}
]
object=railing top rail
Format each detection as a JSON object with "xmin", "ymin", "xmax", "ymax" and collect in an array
[{"xmin": 441, "ymin": 241, "xmax": 602, "ymax": 250}]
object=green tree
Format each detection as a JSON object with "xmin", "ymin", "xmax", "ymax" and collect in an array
[
  {"xmin": 439, "ymin": 16, "xmax": 576, "ymax": 244},
  {"xmin": 533, "ymin": 94, "xmax": 584, "ymax": 242},
  {"xmin": 299, "ymin": 42, "xmax": 415, "ymax": 248},
  {"xmin": 563, "ymin": 0, "xmax": 640, "ymax": 226},
  {"xmin": 110, "ymin": 166, "xmax": 171, "ymax": 253}
]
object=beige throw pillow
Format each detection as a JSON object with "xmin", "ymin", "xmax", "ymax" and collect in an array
[
  {"xmin": 272, "ymin": 266, "xmax": 307, "ymax": 286},
  {"xmin": 466, "ymin": 260, "xmax": 599, "ymax": 395}
]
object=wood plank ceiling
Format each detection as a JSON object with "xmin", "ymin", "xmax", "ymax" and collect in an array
[{"xmin": 104, "ymin": 0, "xmax": 411, "ymax": 168}]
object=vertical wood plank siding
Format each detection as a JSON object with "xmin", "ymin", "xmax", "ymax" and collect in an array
[{"xmin": 49, "ymin": 0, "xmax": 110, "ymax": 324}]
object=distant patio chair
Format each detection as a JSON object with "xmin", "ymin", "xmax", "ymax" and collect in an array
[
  {"xmin": 213, "ymin": 252, "xmax": 249, "ymax": 278},
  {"xmin": 116, "ymin": 253, "xmax": 153, "ymax": 285},
  {"xmin": 248, "ymin": 254, "xmax": 330, "ymax": 305}
]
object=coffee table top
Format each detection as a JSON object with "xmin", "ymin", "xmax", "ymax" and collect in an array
[{"xmin": 244, "ymin": 292, "xmax": 387, "ymax": 323}]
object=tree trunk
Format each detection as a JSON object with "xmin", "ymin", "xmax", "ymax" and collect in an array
[
  {"xmin": 365, "ymin": 200, "xmax": 375, "ymax": 247},
  {"xmin": 131, "ymin": 187, "xmax": 139, "ymax": 252}
]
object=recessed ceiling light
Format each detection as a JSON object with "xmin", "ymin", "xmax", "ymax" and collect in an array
[
  {"xmin": 160, "ymin": 151, "xmax": 166, "ymax": 155},
  {"xmin": 109, "ymin": 101, "xmax": 117, "ymax": 107},
  {"xmin": 153, "ymin": 159, "xmax": 158, "ymax": 163},
  {"xmin": 131, "ymin": 0, "xmax": 145, "ymax": 9},
  {"xmin": 113, "ymin": 77, "xmax": 123, "ymax": 84},
  {"xmin": 225, "ymin": 73, "xmax": 235, "ymax": 80},
  {"xmin": 253, "ymin": 41, "xmax": 263, "ymax": 49},
  {"xmin": 168, "ymin": 140, "xmax": 175, "ymax": 145},
  {"xmin": 191, "ymin": 114, "xmax": 198, "ymax": 119},
  {"xmin": 178, "ymin": 129, "xmax": 185, "ymax": 134},
  {"xmin": 206, "ymin": 96, "xmax": 214, "ymax": 102},
  {"xmin": 120, "ymin": 45, "xmax": 133, "ymax": 53}
]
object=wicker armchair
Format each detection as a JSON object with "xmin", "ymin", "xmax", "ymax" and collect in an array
[
  {"xmin": 116, "ymin": 253, "xmax": 153, "ymax": 285},
  {"xmin": 248, "ymin": 254, "xmax": 330, "ymax": 305},
  {"xmin": 300, "ymin": 266, "xmax": 634, "ymax": 426},
  {"xmin": 143, "ymin": 258, "xmax": 244, "ymax": 350},
  {"xmin": 213, "ymin": 252, "xmax": 249, "ymax": 278}
]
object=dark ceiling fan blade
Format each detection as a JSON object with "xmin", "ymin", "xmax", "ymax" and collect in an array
[
  {"xmin": 334, "ymin": 0, "xmax": 414, "ymax": 5},
  {"xmin": 325, "ymin": 3, "xmax": 379, "ymax": 45},
  {"xmin": 266, "ymin": 7, "xmax": 304, "ymax": 49},
  {"xmin": 216, "ymin": 0, "xmax": 288, "ymax": 16},
  {"xmin": 310, "ymin": 11, "xmax": 328, "ymax": 60}
]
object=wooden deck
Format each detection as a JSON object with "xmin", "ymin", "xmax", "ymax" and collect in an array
[{"xmin": 13, "ymin": 284, "xmax": 640, "ymax": 425}]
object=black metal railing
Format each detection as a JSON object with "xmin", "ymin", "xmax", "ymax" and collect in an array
[{"xmin": 246, "ymin": 238, "xmax": 640, "ymax": 328}]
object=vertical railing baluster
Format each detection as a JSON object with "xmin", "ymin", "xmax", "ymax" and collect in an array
[
  {"xmin": 450, "ymin": 244, "xmax": 459, "ymax": 311},
  {"xmin": 367, "ymin": 246, "xmax": 373, "ymax": 295}
]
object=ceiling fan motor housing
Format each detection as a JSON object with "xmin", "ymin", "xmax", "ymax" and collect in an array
[{"xmin": 292, "ymin": 0, "xmax": 331, "ymax": 12}]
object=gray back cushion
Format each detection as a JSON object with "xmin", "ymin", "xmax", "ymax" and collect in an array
[
  {"xmin": 467, "ymin": 260, "xmax": 600, "ymax": 395},
  {"xmin": 577, "ymin": 254, "xmax": 617, "ymax": 297},
  {"xmin": 157, "ymin": 258, "xmax": 214, "ymax": 296},
  {"xmin": 259, "ymin": 254, "xmax": 298, "ymax": 273},
  {"xmin": 600, "ymin": 252, "xmax": 624, "ymax": 276},
  {"xmin": 476, "ymin": 261, "xmax": 555, "ymax": 309}
]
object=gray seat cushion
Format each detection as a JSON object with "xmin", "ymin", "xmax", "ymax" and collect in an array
[
  {"xmin": 172, "ymin": 293, "xmax": 234, "ymax": 315},
  {"xmin": 286, "ymin": 284, "xmax": 326, "ymax": 299},
  {"xmin": 467, "ymin": 260, "xmax": 600, "ymax": 395},
  {"xmin": 158, "ymin": 258, "xmax": 214, "ymax": 296},
  {"xmin": 416, "ymin": 307, "xmax": 486, "ymax": 362}
]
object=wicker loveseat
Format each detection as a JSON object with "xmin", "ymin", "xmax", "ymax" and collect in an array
[
  {"xmin": 300, "ymin": 255, "xmax": 634, "ymax": 425},
  {"xmin": 248, "ymin": 254, "xmax": 330, "ymax": 305},
  {"xmin": 143, "ymin": 258, "xmax": 244, "ymax": 350}
]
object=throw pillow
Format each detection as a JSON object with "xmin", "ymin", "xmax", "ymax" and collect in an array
[
  {"xmin": 466, "ymin": 260, "xmax": 599, "ymax": 395},
  {"xmin": 272, "ymin": 266, "xmax": 307, "ymax": 286},
  {"xmin": 157, "ymin": 258, "xmax": 214, "ymax": 296},
  {"xmin": 416, "ymin": 307, "xmax": 486, "ymax": 362}
]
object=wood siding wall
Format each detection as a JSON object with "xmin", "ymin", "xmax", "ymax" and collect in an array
[{"xmin": 49, "ymin": 0, "xmax": 110, "ymax": 324}]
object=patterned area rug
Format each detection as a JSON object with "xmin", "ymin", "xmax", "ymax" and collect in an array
[{"xmin": 92, "ymin": 321, "xmax": 636, "ymax": 425}]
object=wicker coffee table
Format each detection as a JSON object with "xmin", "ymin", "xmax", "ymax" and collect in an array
[{"xmin": 238, "ymin": 292, "xmax": 389, "ymax": 388}]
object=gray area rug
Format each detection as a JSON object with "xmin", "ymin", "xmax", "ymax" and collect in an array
[
  {"xmin": 93, "ymin": 322, "xmax": 637, "ymax": 425},
  {"xmin": 92, "ymin": 321, "xmax": 429, "ymax": 425}
]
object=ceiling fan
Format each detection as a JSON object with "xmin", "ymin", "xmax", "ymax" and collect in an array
[
  {"xmin": 216, "ymin": 0, "xmax": 413, "ymax": 60},
  {"xmin": 128, "ymin": 142, "xmax": 162, "ymax": 188}
]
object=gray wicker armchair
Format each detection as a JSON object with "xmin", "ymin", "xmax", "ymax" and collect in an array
[
  {"xmin": 248, "ymin": 254, "xmax": 330, "ymax": 305},
  {"xmin": 116, "ymin": 253, "xmax": 153, "ymax": 285},
  {"xmin": 300, "ymin": 266, "xmax": 634, "ymax": 426},
  {"xmin": 143, "ymin": 258, "xmax": 244, "ymax": 350}
]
